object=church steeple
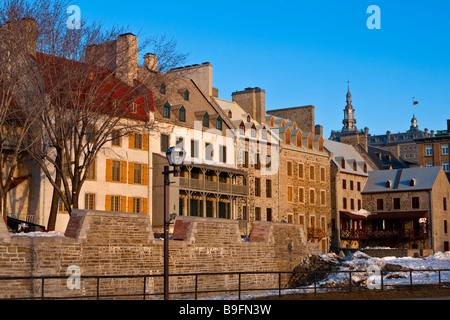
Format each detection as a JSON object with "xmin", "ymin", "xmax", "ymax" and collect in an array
[
  {"xmin": 342, "ymin": 83, "xmax": 357, "ymax": 132},
  {"xmin": 410, "ymin": 114, "xmax": 418, "ymax": 131}
]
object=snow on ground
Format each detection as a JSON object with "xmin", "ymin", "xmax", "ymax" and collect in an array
[
  {"xmin": 9, "ymin": 231, "xmax": 65, "ymax": 238},
  {"xmin": 198, "ymin": 251, "xmax": 450, "ymax": 300}
]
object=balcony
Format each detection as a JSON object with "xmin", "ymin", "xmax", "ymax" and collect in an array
[
  {"xmin": 178, "ymin": 177, "xmax": 248, "ymax": 196},
  {"xmin": 308, "ymin": 227, "xmax": 326, "ymax": 239},
  {"xmin": 340, "ymin": 229, "xmax": 430, "ymax": 241}
]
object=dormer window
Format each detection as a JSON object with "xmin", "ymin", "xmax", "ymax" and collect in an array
[
  {"xmin": 228, "ymin": 110, "xmax": 232, "ymax": 118},
  {"xmin": 307, "ymin": 136, "xmax": 313, "ymax": 150},
  {"xmin": 179, "ymin": 106, "xmax": 186, "ymax": 122},
  {"xmin": 239, "ymin": 122, "xmax": 245, "ymax": 134},
  {"xmin": 364, "ymin": 163, "xmax": 368, "ymax": 173},
  {"xmin": 261, "ymin": 128, "xmax": 267, "ymax": 140},
  {"xmin": 341, "ymin": 158, "xmax": 346, "ymax": 169},
  {"xmin": 285, "ymin": 132, "xmax": 291, "ymax": 145},
  {"xmin": 270, "ymin": 118, "xmax": 274, "ymax": 127},
  {"xmin": 386, "ymin": 180, "xmax": 392, "ymax": 188},
  {"xmin": 247, "ymin": 115, "xmax": 251, "ymax": 123},
  {"xmin": 163, "ymin": 102, "xmax": 171, "ymax": 119},
  {"xmin": 184, "ymin": 89, "xmax": 190, "ymax": 101},
  {"xmin": 202, "ymin": 112, "xmax": 210, "ymax": 128},
  {"xmin": 318, "ymin": 137, "xmax": 324, "ymax": 152},
  {"xmin": 409, "ymin": 179, "xmax": 416, "ymax": 187},
  {"xmin": 297, "ymin": 133, "xmax": 303, "ymax": 148},
  {"xmin": 216, "ymin": 116, "xmax": 223, "ymax": 130},
  {"xmin": 353, "ymin": 160, "xmax": 357, "ymax": 171}
]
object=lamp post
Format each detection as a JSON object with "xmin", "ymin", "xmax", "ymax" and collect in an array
[{"xmin": 163, "ymin": 147, "xmax": 186, "ymax": 300}]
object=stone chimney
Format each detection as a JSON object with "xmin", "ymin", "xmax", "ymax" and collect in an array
[
  {"xmin": 232, "ymin": 87, "xmax": 266, "ymax": 125},
  {"xmin": 315, "ymin": 125, "xmax": 323, "ymax": 136},
  {"xmin": 144, "ymin": 53, "xmax": 158, "ymax": 72},
  {"xmin": 169, "ymin": 62, "xmax": 213, "ymax": 101},
  {"xmin": 0, "ymin": 18, "xmax": 37, "ymax": 56},
  {"xmin": 447, "ymin": 119, "xmax": 450, "ymax": 133},
  {"xmin": 85, "ymin": 33, "xmax": 138, "ymax": 86}
]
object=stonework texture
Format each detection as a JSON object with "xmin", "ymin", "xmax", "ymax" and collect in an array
[{"xmin": 0, "ymin": 210, "xmax": 316, "ymax": 299}]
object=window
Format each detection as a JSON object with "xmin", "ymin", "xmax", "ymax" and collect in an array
[
  {"xmin": 58, "ymin": 194, "xmax": 68, "ymax": 213},
  {"xmin": 184, "ymin": 89, "xmax": 190, "ymax": 101},
  {"xmin": 243, "ymin": 151, "xmax": 249, "ymax": 168},
  {"xmin": 444, "ymin": 198, "xmax": 447, "ymax": 211},
  {"xmin": 318, "ymin": 139, "xmax": 324, "ymax": 152},
  {"xmin": 216, "ymin": 116, "xmax": 223, "ymax": 130},
  {"xmin": 205, "ymin": 143, "xmax": 213, "ymax": 161},
  {"xmin": 134, "ymin": 163, "xmax": 143, "ymax": 184},
  {"xmin": 320, "ymin": 190, "xmax": 326, "ymax": 206},
  {"xmin": 287, "ymin": 186, "xmax": 293, "ymax": 203},
  {"xmin": 266, "ymin": 179, "xmax": 272, "ymax": 198},
  {"xmin": 320, "ymin": 167, "xmax": 326, "ymax": 182},
  {"xmin": 357, "ymin": 181, "xmax": 361, "ymax": 191},
  {"xmin": 160, "ymin": 83, "xmax": 166, "ymax": 95},
  {"xmin": 297, "ymin": 134, "xmax": 302, "ymax": 148},
  {"xmin": 255, "ymin": 154, "xmax": 261, "ymax": 169},
  {"xmin": 442, "ymin": 144, "xmax": 449, "ymax": 155},
  {"xmin": 85, "ymin": 194, "xmax": 95, "ymax": 210},
  {"xmin": 350, "ymin": 180, "xmax": 354, "ymax": 191},
  {"xmin": 353, "ymin": 160, "xmax": 357, "ymax": 171},
  {"xmin": 287, "ymin": 214, "xmax": 294, "ymax": 224},
  {"xmin": 163, "ymin": 102, "xmax": 171, "ymax": 118},
  {"xmin": 409, "ymin": 179, "xmax": 416, "ymax": 187},
  {"xmin": 112, "ymin": 130, "xmax": 121, "ymax": 146},
  {"xmin": 309, "ymin": 165, "xmax": 315, "ymax": 181},
  {"xmin": 111, "ymin": 196, "xmax": 121, "ymax": 212},
  {"xmin": 285, "ymin": 132, "xmax": 291, "ymax": 145},
  {"xmin": 132, "ymin": 198, "xmax": 142, "ymax": 214},
  {"xmin": 255, "ymin": 178, "xmax": 261, "ymax": 197},
  {"xmin": 220, "ymin": 145, "xmax": 227, "ymax": 163},
  {"xmin": 134, "ymin": 133, "xmax": 143, "ymax": 149},
  {"xmin": 341, "ymin": 158, "xmax": 346, "ymax": 169},
  {"xmin": 161, "ymin": 134, "xmax": 169, "ymax": 153},
  {"xmin": 412, "ymin": 197, "xmax": 420, "ymax": 209},
  {"xmin": 203, "ymin": 113, "xmax": 210, "ymax": 128},
  {"xmin": 266, "ymin": 208, "xmax": 272, "ymax": 222},
  {"xmin": 342, "ymin": 179, "xmax": 347, "ymax": 190},
  {"xmin": 255, "ymin": 208, "xmax": 262, "ymax": 221},
  {"xmin": 425, "ymin": 145, "xmax": 433, "ymax": 156},
  {"xmin": 309, "ymin": 189, "xmax": 315, "ymax": 204},
  {"xmin": 191, "ymin": 140, "xmax": 199, "ymax": 158},
  {"xmin": 298, "ymin": 188, "xmax": 305, "ymax": 204},
  {"xmin": 242, "ymin": 206, "xmax": 248, "ymax": 221},
  {"xmin": 377, "ymin": 199, "xmax": 384, "ymax": 211},
  {"xmin": 86, "ymin": 160, "xmax": 96, "ymax": 180},
  {"xmin": 393, "ymin": 198, "xmax": 401, "ymax": 210},
  {"xmin": 298, "ymin": 163, "xmax": 304, "ymax": 179},
  {"xmin": 179, "ymin": 106, "xmax": 186, "ymax": 122},
  {"xmin": 131, "ymin": 103, "xmax": 137, "ymax": 113},
  {"xmin": 228, "ymin": 110, "xmax": 232, "ymax": 118},
  {"xmin": 358, "ymin": 199, "xmax": 362, "ymax": 211},
  {"xmin": 350, "ymin": 199, "xmax": 355, "ymax": 210},
  {"xmin": 364, "ymin": 163, "xmax": 368, "ymax": 173},
  {"xmin": 443, "ymin": 162, "xmax": 450, "ymax": 172},
  {"xmin": 112, "ymin": 160, "xmax": 121, "ymax": 182},
  {"xmin": 343, "ymin": 198, "xmax": 347, "ymax": 210},
  {"xmin": 261, "ymin": 128, "xmax": 267, "ymax": 140},
  {"xmin": 287, "ymin": 161, "xmax": 293, "ymax": 177},
  {"xmin": 308, "ymin": 137, "xmax": 313, "ymax": 150}
]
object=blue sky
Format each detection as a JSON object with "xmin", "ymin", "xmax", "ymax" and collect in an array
[{"xmin": 75, "ymin": 0, "xmax": 450, "ymax": 136}]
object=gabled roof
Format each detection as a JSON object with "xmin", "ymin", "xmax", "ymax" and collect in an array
[{"xmin": 361, "ymin": 166, "xmax": 443, "ymax": 194}]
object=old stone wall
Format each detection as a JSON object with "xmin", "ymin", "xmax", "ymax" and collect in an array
[{"xmin": 0, "ymin": 210, "xmax": 316, "ymax": 299}]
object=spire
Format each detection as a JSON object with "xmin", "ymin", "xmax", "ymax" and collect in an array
[{"xmin": 342, "ymin": 81, "xmax": 357, "ymax": 132}]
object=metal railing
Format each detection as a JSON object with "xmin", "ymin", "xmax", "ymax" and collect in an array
[{"xmin": 1, "ymin": 268, "xmax": 449, "ymax": 300}]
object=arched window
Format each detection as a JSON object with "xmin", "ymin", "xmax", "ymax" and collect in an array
[
  {"xmin": 307, "ymin": 136, "xmax": 313, "ymax": 150},
  {"xmin": 297, "ymin": 133, "xmax": 303, "ymax": 148},
  {"xmin": 228, "ymin": 110, "xmax": 232, "ymax": 118},
  {"xmin": 184, "ymin": 89, "xmax": 190, "ymax": 101},
  {"xmin": 341, "ymin": 158, "xmax": 346, "ymax": 169},
  {"xmin": 163, "ymin": 102, "xmax": 171, "ymax": 119},
  {"xmin": 318, "ymin": 137, "xmax": 324, "ymax": 152},
  {"xmin": 203, "ymin": 112, "xmax": 210, "ymax": 127},
  {"xmin": 247, "ymin": 115, "xmax": 251, "ymax": 123},
  {"xmin": 179, "ymin": 106, "xmax": 186, "ymax": 122},
  {"xmin": 216, "ymin": 116, "xmax": 223, "ymax": 130}
]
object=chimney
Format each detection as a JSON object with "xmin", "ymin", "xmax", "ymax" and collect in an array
[
  {"xmin": 386, "ymin": 131, "xmax": 391, "ymax": 142},
  {"xmin": 144, "ymin": 53, "xmax": 158, "ymax": 72},
  {"xmin": 315, "ymin": 125, "xmax": 323, "ymax": 136},
  {"xmin": 212, "ymin": 87, "xmax": 219, "ymax": 98},
  {"xmin": 0, "ymin": 18, "xmax": 37, "ymax": 56},
  {"xmin": 168, "ymin": 62, "xmax": 213, "ymax": 101},
  {"xmin": 232, "ymin": 87, "xmax": 266, "ymax": 125},
  {"xmin": 85, "ymin": 33, "xmax": 138, "ymax": 86},
  {"xmin": 447, "ymin": 119, "xmax": 450, "ymax": 133}
]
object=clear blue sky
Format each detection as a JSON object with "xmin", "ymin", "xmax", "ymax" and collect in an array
[{"xmin": 75, "ymin": 0, "xmax": 450, "ymax": 136}]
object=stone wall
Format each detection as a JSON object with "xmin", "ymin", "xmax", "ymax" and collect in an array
[{"xmin": 0, "ymin": 210, "xmax": 316, "ymax": 299}]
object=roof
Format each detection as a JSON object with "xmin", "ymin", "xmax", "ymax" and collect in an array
[
  {"xmin": 367, "ymin": 145, "xmax": 409, "ymax": 170},
  {"xmin": 361, "ymin": 166, "xmax": 442, "ymax": 194},
  {"xmin": 324, "ymin": 139, "xmax": 373, "ymax": 176}
]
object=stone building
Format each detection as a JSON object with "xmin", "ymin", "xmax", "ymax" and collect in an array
[
  {"xmin": 265, "ymin": 110, "xmax": 332, "ymax": 253},
  {"xmin": 415, "ymin": 119, "xmax": 450, "ymax": 181},
  {"xmin": 359, "ymin": 167, "xmax": 449, "ymax": 252},
  {"xmin": 324, "ymin": 139, "xmax": 374, "ymax": 252}
]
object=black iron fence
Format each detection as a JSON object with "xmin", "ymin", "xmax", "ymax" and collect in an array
[{"xmin": 1, "ymin": 269, "xmax": 449, "ymax": 300}]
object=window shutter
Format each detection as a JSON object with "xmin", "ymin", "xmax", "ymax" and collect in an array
[
  {"xmin": 121, "ymin": 196, "xmax": 127, "ymax": 212},
  {"xmin": 106, "ymin": 159, "xmax": 112, "ymax": 182},
  {"xmin": 143, "ymin": 164, "xmax": 148, "ymax": 186},
  {"xmin": 144, "ymin": 134, "xmax": 149, "ymax": 151},
  {"xmin": 143, "ymin": 198, "xmax": 148, "ymax": 215},
  {"xmin": 105, "ymin": 195, "xmax": 111, "ymax": 211},
  {"xmin": 129, "ymin": 132, "xmax": 135, "ymax": 149},
  {"xmin": 128, "ymin": 197, "xmax": 133, "ymax": 213},
  {"xmin": 121, "ymin": 161, "xmax": 128, "ymax": 184},
  {"xmin": 128, "ymin": 162, "xmax": 135, "ymax": 184}
]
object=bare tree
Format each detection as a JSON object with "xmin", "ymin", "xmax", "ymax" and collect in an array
[{"xmin": 0, "ymin": 0, "xmax": 187, "ymax": 230}]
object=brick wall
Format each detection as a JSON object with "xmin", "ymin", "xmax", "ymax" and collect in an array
[{"xmin": 0, "ymin": 210, "xmax": 316, "ymax": 299}]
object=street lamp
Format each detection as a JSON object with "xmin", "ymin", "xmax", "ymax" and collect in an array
[{"xmin": 163, "ymin": 146, "xmax": 186, "ymax": 300}]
